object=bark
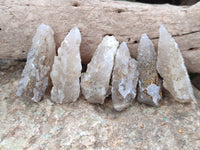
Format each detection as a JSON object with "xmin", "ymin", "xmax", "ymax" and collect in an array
[{"xmin": 0, "ymin": 0, "xmax": 200, "ymax": 73}]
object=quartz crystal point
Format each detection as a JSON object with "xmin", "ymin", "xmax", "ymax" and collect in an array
[
  {"xmin": 81, "ymin": 36, "xmax": 119, "ymax": 104},
  {"xmin": 157, "ymin": 25, "xmax": 196, "ymax": 103},
  {"xmin": 16, "ymin": 24, "xmax": 56, "ymax": 102},
  {"xmin": 111, "ymin": 42, "xmax": 139, "ymax": 111},
  {"xmin": 137, "ymin": 34, "xmax": 162, "ymax": 107},
  {"xmin": 50, "ymin": 27, "xmax": 82, "ymax": 104}
]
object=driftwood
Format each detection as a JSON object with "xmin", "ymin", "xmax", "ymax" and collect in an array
[{"xmin": 0, "ymin": 0, "xmax": 200, "ymax": 73}]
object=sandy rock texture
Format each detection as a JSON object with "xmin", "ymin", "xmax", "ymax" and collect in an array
[{"xmin": 0, "ymin": 60, "xmax": 200, "ymax": 149}]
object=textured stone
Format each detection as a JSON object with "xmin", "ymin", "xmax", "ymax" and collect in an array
[
  {"xmin": 81, "ymin": 36, "xmax": 119, "ymax": 104},
  {"xmin": 111, "ymin": 42, "xmax": 139, "ymax": 111},
  {"xmin": 157, "ymin": 25, "xmax": 196, "ymax": 103},
  {"xmin": 137, "ymin": 34, "xmax": 162, "ymax": 107},
  {"xmin": 16, "ymin": 24, "xmax": 56, "ymax": 102},
  {"xmin": 1, "ymin": 61, "xmax": 200, "ymax": 150},
  {"xmin": 50, "ymin": 27, "xmax": 82, "ymax": 104}
]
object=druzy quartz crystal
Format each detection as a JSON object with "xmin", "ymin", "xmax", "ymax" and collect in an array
[
  {"xmin": 137, "ymin": 34, "xmax": 162, "ymax": 106},
  {"xmin": 50, "ymin": 27, "xmax": 82, "ymax": 104},
  {"xmin": 16, "ymin": 24, "xmax": 56, "ymax": 102},
  {"xmin": 111, "ymin": 42, "xmax": 139, "ymax": 111}
]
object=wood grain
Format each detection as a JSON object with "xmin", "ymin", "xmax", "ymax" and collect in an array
[{"xmin": 0, "ymin": 0, "xmax": 200, "ymax": 73}]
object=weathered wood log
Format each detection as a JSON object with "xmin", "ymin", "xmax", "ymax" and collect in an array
[{"xmin": 0, "ymin": 0, "xmax": 200, "ymax": 73}]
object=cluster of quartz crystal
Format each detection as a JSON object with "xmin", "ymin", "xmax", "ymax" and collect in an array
[
  {"xmin": 81, "ymin": 36, "xmax": 119, "ymax": 104},
  {"xmin": 111, "ymin": 42, "xmax": 139, "ymax": 111},
  {"xmin": 137, "ymin": 34, "xmax": 162, "ymax": 107},
  {"xmin": 16, "ymin": 24, "xmax": 56, "ymax": 102},
  {"xmin": 17, "ymin": 23, "xmax": 196, "ymax": 111},
  {"xmin": 157, "ymin": 25, "xmax": 196, "ymax": 103},
  {"xmin": 50, "ymin": 27, "xmax": 82, "ymax": 103}
]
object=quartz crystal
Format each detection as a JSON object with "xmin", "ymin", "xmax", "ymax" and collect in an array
[
  {"xmin": 81, "ymin": 36, "xmax": 119, "ymax": 104},
  {"xmin": 137, "ymin": 34, "xmax": 162, "ymax": 107},
  {"xmin": 16, "ymin": 24, "xmax": 56, "ymax": 102},
  {"xmin": 111, "ymin": 42, "xmax": 139, "ymax": 111},
  {"xmin": 50, "ymin": 27, "xmax": 82, "ymax": 103},
  {"xmin": 157, "ymin": 25, "xmax": 196, "ymax": 103}
]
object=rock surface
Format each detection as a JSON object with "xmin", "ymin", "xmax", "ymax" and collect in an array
[
  {"xmin": 16, "ymin": 24, "xmax": 56, "ymax": 102},
  {"xmin": 81, "ymin": 36, "xmax": 119, "ymax": 104},
  {"xmin": 50, "ymin": 27, "xmax": 82, "ymax": 104},
  {"xmin": 111, "ymin": 42, "xmax": 139, "ymax": 111},
  {"xmin": 157, "ymin": 25, "xmax": 196, "ymax": 103},
  {"xmin": 1, "ymin": 61, "xmax": 200, "ymax": 150},
  {"xmin": 137, "ymin": 34, "xmax": 162, "ymax": 107}
]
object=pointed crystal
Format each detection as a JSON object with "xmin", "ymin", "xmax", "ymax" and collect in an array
[
  {"xmin": 50, "ymin": 27, "xmax": 82, "ymax": 103},
  {"xmin": 137, "ymin": 34, "xmax": 162, "ymax": 106},
  {"xmin": 157, "ymin": 25, "xmax": 196, "ymax": 103},
  {"xmin": 16, "ymin": 24, "xmax": 56, "ymax": 102},
  {"xmin": 81, "ymin": 36, "xmax": 119, "ymax": 104},
  {"xmin": 111, "ymin": 42, "xmax": 139, "ymax": 111}
]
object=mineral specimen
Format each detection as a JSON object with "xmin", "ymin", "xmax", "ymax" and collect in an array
[
  {"xmin": 111, "ymin": 42, "xmax": 139, "ymax": 111},
  {"xmin": 50, "ymin": 27, "xmax": 82, "ymax": 104},
  {"xmin": 157, "ymin": 25, "xmax": 196, "ymax": 103},
  {"xmin": 81, "ymin": 36, "xmax": 119, "ymax": 104},
  {"xmin": 137, "ymin": 34, "xmax": 162, "ymax": 107},
  {"xmin": 16, "ymin": 24, "xmax": 56, "ymax": 102}
]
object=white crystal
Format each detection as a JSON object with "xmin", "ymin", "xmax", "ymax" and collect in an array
[
  {"xmin": 146, "ymin": 84, "xmax": 161, "ymax": 106},
  {"xmin": 16, "ymin": 23, "xmax": 56, "ymax": 102},
  {"xmin": 50, "ymin": 27, "xmax": 82, "ymax": 103},
  {"xmin": 111, "ymin": 42, "xmax": 139, "ymax": 111},
  {"xmin": 157, "ymin": 25, "xmax": 196, "ymax": 103},
  {"xmin": 81, "ymin": 36, "xmax": 119, "ymax": 104}
]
